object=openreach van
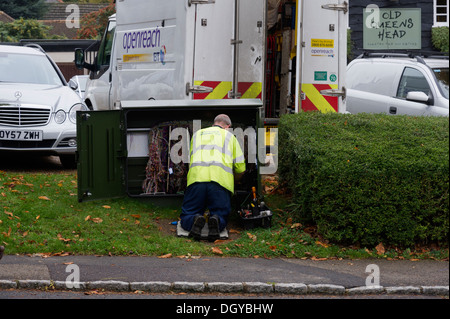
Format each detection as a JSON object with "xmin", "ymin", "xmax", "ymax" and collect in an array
[
  {"xmin": 74, "ymin": 0, "xmax": 347, "ymax": 204},
  {"xmin": 76, "ymin": 0, "xmax": 266, "ymax": 110}
]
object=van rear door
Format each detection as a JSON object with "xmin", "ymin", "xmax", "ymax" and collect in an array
[
  {"xmin": 298, "ymin": 0, "xmax": 347, "ymax": 113},
  {"xmin": 190, "ymin": 0, "xmax": 265, "ymax": 101}
]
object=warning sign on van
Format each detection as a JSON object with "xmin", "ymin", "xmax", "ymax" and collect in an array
[
  {"xmin": 311, "ymin": 39, "xmax": 334, "ymax": 48},
  {"xmin": 123, "ymin": 54, "xmax": 151, "ymax": 63},
  {"xmin": 314, "ymin": 71, "xmax": 327, "ymax": 81}
]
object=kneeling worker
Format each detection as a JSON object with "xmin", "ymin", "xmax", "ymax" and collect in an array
[{"xmin": 180, "ymin": 114, "xmax": 245, "ymax": 241}]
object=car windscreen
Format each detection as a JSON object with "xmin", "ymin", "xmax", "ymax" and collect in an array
[
  {"xmin": 433, "ymin": 67, "xmax": 449, "ymax": 100},
  {"xmin": 0, "ymin": 52, "xmax": 64, "ymax": 86}
]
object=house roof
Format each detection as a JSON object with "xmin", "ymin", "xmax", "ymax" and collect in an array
[
  {"xmin": 0, "ymin": 10, "xmax": 14, "ymax": 23},
  {"xmin": 41, "ymin": 3, "xmax": 110, "ymax": 21},
  {"xmin": 38, "ymin": 3, "xmax": 111, "ymax": 39}
]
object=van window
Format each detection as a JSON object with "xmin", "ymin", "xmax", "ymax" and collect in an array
[
  {"xmin": 347, "ymin": 62, "xmax": 397, "ymax": 96},
  {"xmin": 97, "ymin": 20, "xmax": 116, "ymax": 67},
  {"xmin": 396, "ymin": 67, "xmax": 432, "ymax": 99}
]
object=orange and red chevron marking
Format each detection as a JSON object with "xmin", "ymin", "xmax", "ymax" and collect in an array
[{"xmin": 193, "ymin": 81, "xmax": 262, "ymax": 100}]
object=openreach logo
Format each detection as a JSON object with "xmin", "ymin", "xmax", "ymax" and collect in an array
[{"xmin": 65, "ymin": 4, "xmax": 80, "ymax": 29}]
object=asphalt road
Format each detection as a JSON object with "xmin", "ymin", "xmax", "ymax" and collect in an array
[{"xmin": 1, "ymin": 255, "xmax": 448, "ymax": 288}]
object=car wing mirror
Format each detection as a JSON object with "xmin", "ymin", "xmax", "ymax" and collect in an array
[
  {"xmin": 75, "ymin": 48, "xmax": 96, "ymax": 72},
  {"xmin": 406, "ymin": 91, "xmax": 430, "ymax": 104},
  {"xmin": 69, "ymin": 80, "xmax": 78, "ymax": 91}
]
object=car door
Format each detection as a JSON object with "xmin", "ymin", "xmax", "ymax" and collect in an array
[{"xmin": 392, "ymin": 67, "xmax": 434, "ymax": 116}]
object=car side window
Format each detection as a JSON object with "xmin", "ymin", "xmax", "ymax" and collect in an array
[{"xmin": 397, "ymin": 67, "xmax": 431, "ymax": 99}]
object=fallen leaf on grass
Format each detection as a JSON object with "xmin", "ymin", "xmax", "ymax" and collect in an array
[
  {"xmin": 53, "ymin": 252, "xmax": 70, "ymax": 257},
  {"xmin": 212, "ymin": 247, "xmax": 223, "ymax": 255},
  {"xmin": 38, "ymin": 196, "xmax": 50, "ymax": 201},
  {"xmin": 246, "ymin": 232, "xmax": 257, "ymax": 242},
  {"xmin": 315, "ymin": 240, "xmax": 330, "ymax": 248},
  {"xmin": 213, "ymin": 239, "xmax": 231, "ymax": 245},
  {"xmin": 375, "ymin": 243, "xmax": 385, "ymax": 255},
  {"xmin": 1, "ymin": 226, "xmax": 11, "ymax": 237},
  {"xmin": 311, "ymin": 256, "xmax": 328, "ymax": 261},
  {"xmin": 102, "ymin": 205, "xmax": 111, "ymax": 209},
  {"xmin": 158, "ymin": 253, "xmax": 172, "ymax": 259},
  {"xmin": 85, "ymin": 215, "xmax": 103, "ymax": 223},
  {"xmin": 291, "ymin": 223, "xmax": 302, "ymax": 229},
  {"xmin": 57, "ymin": 233, "xmax": 71, "ymax": 242}
]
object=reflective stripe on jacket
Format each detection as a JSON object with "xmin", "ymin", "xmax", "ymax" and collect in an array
[{"xmin": 187, "ymin": 126, "xmax": 245, "ymax": 193}]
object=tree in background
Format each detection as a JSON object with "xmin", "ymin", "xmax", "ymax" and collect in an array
[
  {"xmin": 75, "ymin": 1, "xmax": 115, "ymax": 39},
  {"xmin": 0, "ymin": 18, "xmax": 65, "ymax": 42},
  {"xmin": 0, "ymin": 0, "xmax": 48, "ymax": 19}
]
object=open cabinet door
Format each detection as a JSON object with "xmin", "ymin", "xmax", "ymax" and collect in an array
[{"xmin": 77, "ymin": 110, "xmax": 126, "ymax": 202}]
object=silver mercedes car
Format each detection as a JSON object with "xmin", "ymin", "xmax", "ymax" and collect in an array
[{"xmin": 0, "ymin": 44, "xmax": 88, "ymax": 168}]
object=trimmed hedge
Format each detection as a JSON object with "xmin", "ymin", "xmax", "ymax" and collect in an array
[
  {"xmin": 431, "ymin": 26, "xmax": 449, "ymax": 53},
  {"xmin": 278, "ymin": 112, "xmax": 449, "ymax": 247}
]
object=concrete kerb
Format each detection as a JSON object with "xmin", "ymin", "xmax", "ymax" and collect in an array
[{"xmin": 0, "ymin": 280, "xmax": 448, "ymax": 296}]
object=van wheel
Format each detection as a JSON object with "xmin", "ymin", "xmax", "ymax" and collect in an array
[{"xmin": 59, "ymin": 154, "xmax": 77, "ymax": 169}]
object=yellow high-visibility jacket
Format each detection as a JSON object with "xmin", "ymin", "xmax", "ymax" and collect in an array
[{"xmin": 187, "ymin": 126, "xmax": 246, "ymax": 193}]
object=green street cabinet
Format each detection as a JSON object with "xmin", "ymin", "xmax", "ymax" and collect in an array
[{"xmin": 76, "ymin": 99, "xmax": 265, "ymax": 208}]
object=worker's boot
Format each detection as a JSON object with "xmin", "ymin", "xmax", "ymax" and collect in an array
[
  {"xmin": 190, "ymin": 215, "xmax": 205, "ymax": 240},
  {"xmin": 207, "ymin": 215, "xmax": 220, "ymax": 242},
  {"xmin": 0, "ymin": 246, "xmax": 4, "ymax": 261}
]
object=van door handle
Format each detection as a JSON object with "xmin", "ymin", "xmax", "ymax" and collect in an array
[
  {"xmin": 389, "ymin": 106, "xmax": 397, "ymax": 114},
  {"xmin": 186, "ymin": 82, "xmax": 213, "ymax": 95}
]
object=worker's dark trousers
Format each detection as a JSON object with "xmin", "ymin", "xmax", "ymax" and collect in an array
[{"xmin": 180, "ymin": 182, "xmax": 231, "ymax": 232}]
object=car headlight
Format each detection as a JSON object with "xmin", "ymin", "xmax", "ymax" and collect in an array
[
  {"xmin": 55, "ymin": 110, "xmax": 66, "ymax": 124},
  {"xmin": 69, "ymin": 103, "xmax": 88, "ymax": 124}
]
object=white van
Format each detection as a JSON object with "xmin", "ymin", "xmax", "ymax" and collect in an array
[
  {"xmin": 346, "ymin": 54, "xmax": 449, "ymax": 116},
  {"xmin": 75, "ymin": 0, "xmax": 266, "ymax": 111}
]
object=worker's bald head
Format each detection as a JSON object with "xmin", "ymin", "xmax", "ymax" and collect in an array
[{"xmin": 214, "ymin": 114, "xmax": 232, "ymax": 128}]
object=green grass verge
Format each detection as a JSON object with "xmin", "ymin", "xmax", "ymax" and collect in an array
[{"xmin": 0, "ymin": 170, "xmax": 447, "ymax": 260}]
